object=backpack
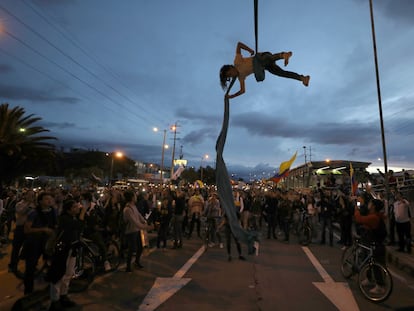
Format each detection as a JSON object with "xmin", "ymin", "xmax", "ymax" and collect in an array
[{"xmin": 372, "ymin": 216, "xmax": 387, "ymax": 243}]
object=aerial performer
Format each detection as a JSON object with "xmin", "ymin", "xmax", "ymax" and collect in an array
[{"xmin": 220, "ymin": 42, "xmax": 310, "ymax": 99}]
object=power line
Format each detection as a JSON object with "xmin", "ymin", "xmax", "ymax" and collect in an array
[
  {"xmin": 0, "ymin": 4, "xmax": 158, "ymax": 126},
  {"xmin": 21, "ymin": 0, "xmax": 168, "ymax": 127}
]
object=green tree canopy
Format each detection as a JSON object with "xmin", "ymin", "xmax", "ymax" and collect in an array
[{"xmin": 0, "ymin": 103, "xmax": 56, "ymax": 187}]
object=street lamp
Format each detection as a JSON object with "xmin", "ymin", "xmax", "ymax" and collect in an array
[
  {"xmin": 108, "ymin": 151, "xmax": 123, "ymax": 186},
  {"xmin": 170, "ymin": 124, "xmax": 178, "ymax": 180},
  {"xmin": 153, "ymin": 127, "xmax": 169, "ymax": 184},
  {"xmin": 200, "ymin": 154, "xmax": 209, "ymax": 181}
]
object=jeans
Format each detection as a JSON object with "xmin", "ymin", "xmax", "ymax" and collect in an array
[{"xmin": 50, "ymin": 249, "xmax": 76, "ymax": 301}]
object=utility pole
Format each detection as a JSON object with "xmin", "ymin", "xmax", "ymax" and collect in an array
[
  {"xmin": 303, "ymin": 146, "xmax": 307, "ymax": 164},
  {"xmin": 170, "ymin": 122, "xmax": 180, "ymax": 179},
  {"xmin": 369, "ymin": 0, "xmax": 389, "ymax": 202}
]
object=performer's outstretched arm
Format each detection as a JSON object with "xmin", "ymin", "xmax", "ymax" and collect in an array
[{"xmin": 236, "ymin": 42, "xmax": 254, "ymax": 56}]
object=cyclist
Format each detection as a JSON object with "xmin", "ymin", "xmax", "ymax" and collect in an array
[{"xmin": 354, "ymin": 198, "xmax": 387, "ymax": 295}]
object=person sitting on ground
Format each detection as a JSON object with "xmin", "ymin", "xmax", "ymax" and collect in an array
[{"xmin": 220, "ymin": 42, "xmax": 310, "ymax": 99}]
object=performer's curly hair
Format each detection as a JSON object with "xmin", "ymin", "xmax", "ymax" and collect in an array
[{"xmin": 219, "ymin": 65, "xmax": 235, "ymax": 90}]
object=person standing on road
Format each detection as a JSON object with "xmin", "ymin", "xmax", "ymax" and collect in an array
[
  {"xmin": 218, "ymin": 215, "xmax": 246, "ymax": 262},
  {"xmin": 264, "ymin": 191, "xmax": 278, "ymax": 239},
  {"xmin": 81, "ymin": 191, "xmax": 111, "ymax": 272},
  {"xmin": 46, "ymin": 199, "xmax": 86, "ymax": 311},
  {"xmin": 123, "ymin": 190, "xmax": 152, "ymax": 272},
  {"xmin": 8, "ymin": 189, "xmax": 36, "ymax": 274},
  {"xmin": 393, "ymin": 192, "xmax": 412, "ymax": 253},
  {"xmin": 172, "ymin": 189, "xmax": 186, "ymax": 249},
  {"xmin": 318, "ymin": 190, "xmax": 335, "ymax": 247},
  {"xmin": 23, "ymin": 192, "xmax": 57, "ymax": 295},
  {"xmin": 188, "ymin": 189, "xmax": 204, "ymax": 239},
  {"xmin": 204, "ymin": 192, "xmax": 223, "ymax": 247}
]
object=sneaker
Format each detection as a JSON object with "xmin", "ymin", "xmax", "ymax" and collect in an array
[
  {"xmin": 360, "ymin": 278, "xmax": 372, "ymax": 287},
  {"xmin": 219, "ymin": 243, "xmax": 224, "ymax": 249},
  {"xmin": 59, "ymin": 295, "xmax": 77, "ymax": 308},
  {"xmin": 134, "ymin": 262, "xmax": 144, "ymax": 269},
  {"xmin": 302, "ymin": 75, "xmax": 310, "ymax": 87},
  {"xmin": 104, "ymin": 260, "xmax": 112, "ymax": 272},
  {"xmin": 369, "ymin": 285, "xmax": 385, "ymax": 295},
  {"xmin": 283, "ymin": 51, "xmax": 292, "ymax": 66},
  {"xmin": 208, "ymin": 242, "xmax": 215, "ymax": 248},
  {"xmin": 239, "ymin": 255, "xmax": 246, "ymax": 261}
]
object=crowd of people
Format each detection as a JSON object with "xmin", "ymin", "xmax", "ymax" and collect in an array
[{"xmin": 0, "ymin": 182, "xmax": 412, "ymax": 309}]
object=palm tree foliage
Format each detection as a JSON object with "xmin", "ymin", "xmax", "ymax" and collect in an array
[{"xmin": 0, "ymin": 103, "xmax": 56, "ymax": 186}]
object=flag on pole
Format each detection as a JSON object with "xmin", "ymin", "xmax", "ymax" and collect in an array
[
  {"xmin": 350, "ymin": 162, "xmax": 358, "ymax": 195},
  {"xmin": 269, "ymin": 152, "xmax": 297, "ymax": 184}
]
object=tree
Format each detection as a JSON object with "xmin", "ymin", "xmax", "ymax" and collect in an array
[{"xmin": 0, "ymin": 103, "xmax": 56, "ymax": 187}]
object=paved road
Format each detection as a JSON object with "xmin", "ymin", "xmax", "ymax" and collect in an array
[{"xmin": 1, "ymin": 232, "xmax": 414, "ymax": 311}]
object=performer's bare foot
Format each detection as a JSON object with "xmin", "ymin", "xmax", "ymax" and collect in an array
[
  {"xmin": 283, "ymin": 52, "xmax": 292, "ymax": 66},
  {"xmin": 302, "ymin": 75, "xmax": 310, "ymax": 87}
]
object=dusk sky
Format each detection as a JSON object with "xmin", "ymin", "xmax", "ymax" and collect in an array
[{"xmin": 1, "ymin": 0, "xmax": 414, "ymax": 179}]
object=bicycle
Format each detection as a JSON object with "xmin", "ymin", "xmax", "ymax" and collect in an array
[
  {"xmin": 298, "ymin": 209, "xmax": 312, "ymax": 246},
  {"xmin": 202, "ymin": 216, "xmax": 219, "ymax": 251},
  {"xmin": 341, "ymin": 237, "xmax": 393, "ymax": 302},
  {"xmin": 70, "ymin": 234, "xmax": 120, "ymax": 293}
]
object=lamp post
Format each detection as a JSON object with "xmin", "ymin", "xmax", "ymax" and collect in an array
[
  {"xmin": 170, "ymin": 124, "xmax": 178, "ymax": 180},
  {"xmin": 153, "ymin": 127, "xmax": 169, "ymax": 184},
  {"xmin": 369, "ymin": 0, "xmax": 389, "ymax": 201},
  {"xmin": 200, "ymin": 154, "xmax": 209, "ymax": 181},
  {"xmin": 108, "ymin": 151, "xmax": 123, "ymax": 186}
]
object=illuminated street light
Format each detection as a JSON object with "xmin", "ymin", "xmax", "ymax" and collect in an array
[
  {"xmin": 109, "ymin": 151, "xmax": 123, "ymax": 186},
  {"xmin": 200, "ymin": 154, "xmax": 209, "ymax": 181},
  {"xmin": 170, "ymin": 123, "xmax": 178, "ymax": 180},
  {"xmin": 153, "ymin": 127, "xmax": 169, "ymax": 184}
]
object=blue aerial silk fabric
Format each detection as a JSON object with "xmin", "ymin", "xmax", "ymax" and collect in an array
[{"xmin": 216, "ymin": 77, "xmax": 258, "ymax": 252}]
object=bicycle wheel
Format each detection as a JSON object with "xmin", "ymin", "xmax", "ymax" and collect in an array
[
  {"xmin": 358, "ymin": 263, "xmax": 393, "ymax": 303},
  {"xmin": 341, "ymin": 246, "xmax": 356, "ymax": 279},
  {"xmin": 106, "ymin": 240, "xmax": 120, "ymax": 270},
  {"xmin": 71, "ymin": 254, "xmax": 95, "ymax": 293},
  {"xmin": 300, "ymin": 225, "xmax": 312, "ymax": 246}
]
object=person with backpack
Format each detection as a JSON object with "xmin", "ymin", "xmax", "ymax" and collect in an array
[{"xmin": 354, "ymin": 198, "xmax": 387, "ymax": 295}]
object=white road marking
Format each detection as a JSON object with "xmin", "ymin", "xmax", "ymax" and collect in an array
[
  {"xmin": 302, "ymin": 246, "xmax": 360, "ymax": 311},
  {"xmin": 137, "ymin": 245, "xmax": 205, "ymax": 311}
]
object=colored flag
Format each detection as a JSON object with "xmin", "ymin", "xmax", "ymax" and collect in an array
[
  {"xmin": 350, "ymin": 162, "xmax": 358, "ymax": 195},
  {"xmin": 269, "ymin": 152, "xmax": 297, "ymax": 184},
  {"xmin": 171, "ymin": 165, "xmax": 185, "ymax": 180}
]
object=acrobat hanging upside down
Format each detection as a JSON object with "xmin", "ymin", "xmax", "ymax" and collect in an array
[{"xmin": 220, "ymin": 42, "xmax": 310, "ymax": 99}]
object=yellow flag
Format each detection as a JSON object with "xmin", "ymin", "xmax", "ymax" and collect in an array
[{"xmin": 279, "ymin": 151, "xmax": 297, "ymax": 175}]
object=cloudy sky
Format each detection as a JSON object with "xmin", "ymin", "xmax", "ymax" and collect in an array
[{"xmin": 1, "ymin": 0, "xmax": 413, "ymax": 179}]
